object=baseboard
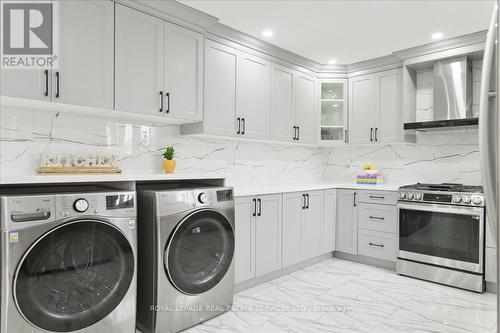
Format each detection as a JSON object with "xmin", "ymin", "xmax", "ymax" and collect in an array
[
  {"xmin": 334, "ymin": 251, "xmax": 397, "ymax": 270},
  {"xmin": 235, "ymin": 253, "xmax": 334, "ymax": 292},
  {"xmin": 486, "ymin": 281, "xmax": 497, "ymax": 293}
]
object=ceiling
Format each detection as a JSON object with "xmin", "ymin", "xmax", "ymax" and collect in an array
[{"xmin": 179, "ymin": 0, "xmax": 494, "ymax": 65}]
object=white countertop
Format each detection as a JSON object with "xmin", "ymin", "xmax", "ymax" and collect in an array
[
  {"xmin": 231, "ymin": 182, "xmax": 401, "ymax": 197},
  {"xmin": 0, "ymin": 172, "xmax": 225, "ymax": 185}
]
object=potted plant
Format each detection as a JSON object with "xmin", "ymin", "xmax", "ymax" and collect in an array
[{"xmin": 162, "ymin": 146, "xmax": 176, "ymax": 173}]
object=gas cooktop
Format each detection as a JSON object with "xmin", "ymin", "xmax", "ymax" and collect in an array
[{"xmin": 399, "ymin": 183, "xmax": 483, "ymax": 193}]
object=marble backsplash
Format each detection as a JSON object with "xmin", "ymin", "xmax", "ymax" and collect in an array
[
  {"xmin": 321, "ymin": 129, "xmax": 480, "ymax": 185},
  {"xmin": 0, "ymin": 106, "xmax": 323, "ymax": 186}
]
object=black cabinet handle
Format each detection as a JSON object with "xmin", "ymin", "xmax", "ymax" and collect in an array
[
  {"xmin": 302, "ymin": 194, "xmax": 306, "ymax": 209},
  {"xmin": 344, "ymin": 129, "xmax": 348, "ymax": 144},
  {"xmin": 242, "ymin": 118, "xmax": 245, "ymax": 135},
  {"xmin": 369, "ymin": 242, "xmax": 384, "ymax": 248},
  {"xmin": 370, "ymin": 128, "xmax": 373, "ymax": 142},
  {"xmin": 159, "ymin": 91, "xmax": 163, "ymax": 113},
  {"xmin": 353, "ymin": 192, "xmax": 357, "ymax": 207},
  {"xmin": 293, "ymin": 126, "xmax": 297, "ymax": 140},
  {"xmin": 306, "ymin": 194, "xmax": 309, "ymax": 209},
  {"xmin": 55, "ymin": 71, "xmax": 60, "ymax": 98},
  {"xmin": 375, "ymin": 128, "xmax": 378, "ymax": 142},
  {"xmin": 237, "ymin": 118, "xmax": 241, "ymax": 134},
  {"xmin": 297, "ymin": 126, "xmax": 300, "ymax": 140},
  {"xmin": 257, "ymin": 198, "xmax": 262, "ymax": 216},
  {"xmin": 165, "ymin": 92, "xmax": 170, "ymax": 113},
  {"xmin": 44, "ymin": 69, "xmax": 49, "ymax": 97},
  {"xmin": 252, "ymin": 198, "xmax": 256, "ymax": 216},
  {"xmin": 369, "ymin": 216, "xmax": 385, "ymax": 220},
  {"xmin": 369, "ymin": 195, "xmax": 385, "ymax": 200}
]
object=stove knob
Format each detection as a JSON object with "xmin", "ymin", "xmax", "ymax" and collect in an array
[
  {"xmin": 399, "ymin": 192, "xmax": 406, "ymax": 199},
  {"xmin": 198, "ymin": 193, "xmax": 208, "ymax": 204},
  {"xmin": 453, "ymin": 196, "xmax": 462, "ymax": 203},
  {"xmin": 415, "ymin": 193, "xmax": 422, "ymax": 200},
  {"xmin": 73, "ymin": 198, "xmax": 89, "ymax": 213},
  {"xmin": 472, "ymin": 196, "xmax": 483, "ymax": 205},
  {"xmin": 407, "ymin": 193, "xmax": 414, "ymax": 200},
  {"xmin": 462, "ymin": 196, "xmax": 471, "ymax": 204}
]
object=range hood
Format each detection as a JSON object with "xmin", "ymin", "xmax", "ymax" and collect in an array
[{"xmin": 404, "ymin": 56, "xmax": 477, "ymax": 130}]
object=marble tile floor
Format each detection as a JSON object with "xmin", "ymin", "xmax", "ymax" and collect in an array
[{"xmin": 184, "ymin": 258, "xmax": 497, "ymax": 333}]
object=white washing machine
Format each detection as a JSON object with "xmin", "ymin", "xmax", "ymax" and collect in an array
[
  {"xmin": 0, "ymin": 188, "xmax": 137, "ymax": 333},
  {"xmin": 137, "ymin": 185, "xmax": 235, "ymax": 333}
]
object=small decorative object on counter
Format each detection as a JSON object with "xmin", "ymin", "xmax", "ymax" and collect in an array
[
  {"xmin": 162, "ymin": 146, "xmax": 176, "ymax": 173},
  {"xmin": 37, "ymin": 153, "xmax": 121, "ymax": 173},
  {"xmin": 356, "ymin": 164, "xmax": 384, "ymax": 184}
]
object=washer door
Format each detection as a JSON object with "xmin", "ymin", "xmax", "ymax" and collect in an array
[
  {"xmin": 165, "ymin": 210, "xmax": 234, "ymax": 295},
  {"xmin": 14, "ymin": 220, "xmax": 134, "ymax": 332}
]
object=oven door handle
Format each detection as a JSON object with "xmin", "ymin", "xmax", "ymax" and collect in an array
[{"xmin": 398, "ymin": 202, "xmax": 485, "ymax": 216}]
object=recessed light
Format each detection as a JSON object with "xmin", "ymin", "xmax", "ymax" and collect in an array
[
  {"xmin": 328, "ymin": 59, "xmax": 337, "ymax": 65},
  {"xmin": 431, "ymin": 32, "xmax": 444, "ymax": 40},
  {"xmin": 262, "ymin": 29, "xmax": 274, "ymax": 38}
]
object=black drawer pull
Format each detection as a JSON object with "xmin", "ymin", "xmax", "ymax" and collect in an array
[
  {"xmin": 44, "ymin": 69, "xmax": 49, "ymax": 96},
  {"xmin": 55, "ymin": 71, "xmax": 60, "ymax": 98},
  {"xmin": 369, "ymin": 242, "xmax": 384, "ymax": 248},
  {"xmin": 369, "ymin": 216, "xmax": 385, "ymax": 220},
  {"xmin": 159, "ymin": 91, "xmax": 163, "ymax": 112},
  {"xmin": 369, "ymin": 195, "xmax": 385, "ymax": 199},
  {"xmin": 252, "ymin": 198, "xmax": 256, "ymax": 216}
]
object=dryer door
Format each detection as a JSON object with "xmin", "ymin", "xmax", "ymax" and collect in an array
[
  {"xmin": 164, "ymin": 210, "xmax": 235, "ymax": 295},
  {"xmin": 14, "ymin": 220, "xmax": 134, "ymax": 332}
]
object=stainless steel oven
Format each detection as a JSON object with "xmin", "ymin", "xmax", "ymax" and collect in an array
[{"xmin": 396, "ymin": 183, "xmax": 485, "ymax": 292}]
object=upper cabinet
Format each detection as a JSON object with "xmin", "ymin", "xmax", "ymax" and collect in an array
[
  {"xmin": 348, "ymin": 68, "xmax": 403, "ymax": 144},
  {"xmin": 115, "ymin": 4, "xmax": 203, "ymax": 121},
  {"xmin": 1, "ymin": 0, "xmax": 114, "ymax": 108},
  {"xmin": 294, "ymin": 74, "xmax": 317, "ymax": 144},
  {"xmin": 318, "ymin": 80, "xmax": 348, "ymax": 145}
]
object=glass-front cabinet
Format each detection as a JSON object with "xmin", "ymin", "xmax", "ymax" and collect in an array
[{"xmin": 319, "ymin": 80, "xmax": 348, "ymax": 145}]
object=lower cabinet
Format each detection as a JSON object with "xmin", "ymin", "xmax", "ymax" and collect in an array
[
  {"xmin": 485, "ymin": 216, "xmax": 497, "ymax": 283},
  {"xmin": 336, "ymin": 189, "xmax": 358, "ymax": 255},
  {"xmin": 358, "ymin": 229, "xmax": 397, "ymax": 261},
  {"xmin": 283, "ymin": 190, "xmax": 324, "ymax": 267},
  {"xmin": 234, "ymin": 194, "xmax": 282, "ymax": 284},
  {"xmin": 323, "ymin": 189, "xmax": 337, "ymax": 252}
]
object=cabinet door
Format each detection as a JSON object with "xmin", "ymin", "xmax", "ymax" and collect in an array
[
  {"xmin": 270, "ymin": 65, "xmax": 295, "ymax": 142},
  {"xmin": 349, "ymin": 76, "xmax": 374, "ymax": 144},
  {"xmin": 294, "ymin": 74, "xmax": 317, "ymax": 144},
  {"xmin": 56, "ymin": 0, "xmax": 114, "ymax": 108},
  {"xmin": 203, "ymin": 41, "xmax": 237, "ymax": 136},
  {"xmin": 164, "ymin": 22, "xmax": 203, "ymax": 121},
  {"xmin": 374, "ymin": 69, "xmax": 402, "ymax": 143},
  {"xmin": 323, "ymin": 189, "xmax": 336, "ymax": 253},
  {"xmin": 115, "ymin": 4, "xmax": 163, "ymax": 115},
  {"xmin": 255, "ymin": 194, "xmax": 282, "ymax": 276},
  {"xmin": 301, "ymin": 190, "xmax": 324, "ymax": 260},
  {"xmin": 336, "ymin": 190, "xmax": 358, "ymax": 255},
  {"xmin": 234, "ymin": 197, "xmax": 256, "ymax": 283},
  {"xmin": 237, "ymin": 54, "xmax": 271, "ymax": 139},
  {"xmin": 282, "ymin": 192, "xmax": 303, "ymax": 267}
]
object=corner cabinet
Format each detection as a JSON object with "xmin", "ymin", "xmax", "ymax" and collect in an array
[
  {"xmin": 348, "ymin": 68, "xmax": 402, "ymax": 144},
  {"xmin": 318, "ymin": 80, "xmax": 348, "ymax": 145},
  {"xmin": 115, "ymin": 4, "xmax": 203, "ymax": 121}
]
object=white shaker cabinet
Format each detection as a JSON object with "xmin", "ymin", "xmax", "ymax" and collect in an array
[
  {"xmin": 323, "ymin": 189, "xmax": 337, "ymax": 253},
  {"xmin": 336, "ymin": 189, "xmax": 358, "ymax": 255},
  {"xmin": 234, "ymin": 194, "xmax": 282, "ymax": 284},
  {"xmin": 116, "ymin": 4, "xmax": 203, "ymax": 120},
  {"xmin": 55, "ymin": 0, "xmax": 114, "ymax": 108},
  {"xmin": 270, "ymin": 65, "xmax": 295, "ymax": 142},
  {"xmin": 301, "ymin": 190, "xmax": 324, "ymax": 259},
  {"xmin": 163, "ymin": 23, "xmax": 203, "ymax": 121},
  {"xmin": 348, "ymin": 69, "xmax": 402, "ymax": 144},
  {"xmin": 236, "ymin": 55, "xmax": 271, "ymax": 139},
  {"xmin": 115, "ymin": 4, "xmax": 163, "ymax": 115},
  {"xmin": 294, "ymin": 74, "xmax": 317, "ymax": 144},
  {"xmin": 1, "ymin": 0, "xmax": 114, "ymax": 107}
]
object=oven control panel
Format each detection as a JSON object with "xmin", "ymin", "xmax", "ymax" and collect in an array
[{"xmin": 399, "ymin": 191, "xmax": 484, "ymax": 207}]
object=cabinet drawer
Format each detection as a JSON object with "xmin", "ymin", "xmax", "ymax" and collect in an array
[
  {"xmin": 357, "ymin": 191, "xmax": 398, "ymax": 205},
  {"xmin": 485, "ymin": 247, "xmax": 497, "ymax": 283},
  {"xmin": 358, "ymin": 203, "xmax": 397, "ymax": 234},
  {"xmin": 358, "ymin": 229, "xmax": 396, "ymax": 262}
]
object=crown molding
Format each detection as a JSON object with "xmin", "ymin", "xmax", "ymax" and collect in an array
[{"xmin": 347, "ymin": 54, "xmax": 403, "ymax": 78}]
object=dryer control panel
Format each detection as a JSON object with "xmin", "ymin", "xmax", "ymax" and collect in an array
[{"xmin": 56, "ymin": 192, "xmax": 136, "ymax": 219}]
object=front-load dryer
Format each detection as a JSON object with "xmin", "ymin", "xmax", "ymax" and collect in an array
[
  {"xmin": 0, "ymin": 189, "xmax": 137, "ymax": 333},
  {"xmin": 137, "ymin": 185, "xmax": 235, "ymax": 333}
]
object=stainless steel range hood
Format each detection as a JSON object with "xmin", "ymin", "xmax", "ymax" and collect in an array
[{"xmin": 404, "ymin": 56, "xmax": 478, "ymax": 130}]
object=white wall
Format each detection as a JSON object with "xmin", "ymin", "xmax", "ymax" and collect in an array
[{"xmin": 0, "ymin": 106, "xmax": 323, "ymax": 186}]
